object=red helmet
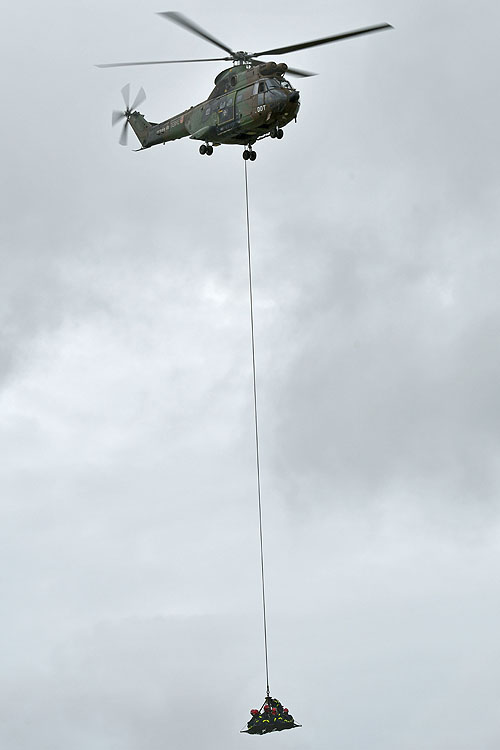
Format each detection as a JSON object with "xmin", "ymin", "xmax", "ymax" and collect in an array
[
  {"xmin": 264, "ymin": 705, "xmax": 269, "ymax": 711},
  {"xmin": 272, "ymin": 708, "xmax": 277, "ymax": 714},
  {"xmin": 284, "ymin": 708, "xmax": 289, "ymax": 714},
  {"xmin": 251, "ymin": 709, "xmax": 259, "ymax": 715}
]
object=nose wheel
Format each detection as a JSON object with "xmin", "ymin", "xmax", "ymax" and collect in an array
[
  {"xmin": 199, "ymin": 143, "xmax": 214, "ymax": 156},
  {"xmin": 243, "ymin": 147, "xmax": 257, "ymax": 161}
]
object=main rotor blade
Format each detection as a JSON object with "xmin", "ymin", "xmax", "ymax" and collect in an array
[
  {"xmin": 97, "ymin": 56, "xmax": 230, "ymax": 68},
  {"xmin": 158, "ymin": 11, "xmax": 235, "ymax": 57},
  {"xmin": 130, "ymin": 87, "xmax": 146, "ymax": 111},
  {"xmin": 252, "ymin": 23, "xmax": 393, "ymax": 57},
  {"xmin": 119, "ymin": 119, "xmax": 128, "ymax": 146},
  {"xmin": 284, "ymin": 66, "xmax": 317, "ymax": 77}
]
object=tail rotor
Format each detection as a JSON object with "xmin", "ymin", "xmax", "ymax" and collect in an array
[{"xmin": 112, "ymin": 83, "xmax": 146, "ymax": 145}]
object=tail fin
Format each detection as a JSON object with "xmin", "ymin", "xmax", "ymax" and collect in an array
[{"xmin": 128, "ymin": 112, "xmax": 152, "ymax": 148}]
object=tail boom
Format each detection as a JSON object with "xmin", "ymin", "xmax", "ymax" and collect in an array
[{"xmin": 128, "ymin": 109, "xmax": 190, "ymax": 149}]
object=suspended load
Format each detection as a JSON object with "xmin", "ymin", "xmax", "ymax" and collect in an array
[{"xmin": 241, "ymin": 697, "xmax": 301, "ymax": 735}]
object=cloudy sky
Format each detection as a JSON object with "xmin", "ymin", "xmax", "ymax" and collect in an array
[{"xmin": 1, "ymin": 0, "xmax": 500, "ymax": 748}]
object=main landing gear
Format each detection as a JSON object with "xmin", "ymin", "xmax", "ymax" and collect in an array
[
  {"xmin": 199, "ymin": 143, "xmax": 213, "ymax": 156},
  {"xmin": 243, "ymin": 147, "xmax": 257, "ymax": 161},
  {"xmin": 270, "ymin": 128, "xmax": 284, "ymax": 139}
]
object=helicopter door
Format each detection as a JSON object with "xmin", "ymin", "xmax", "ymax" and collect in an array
[
  {"xmin": 217, "ymin": 93, "xmax": 235, "ymax": 127},
  {"xmin": 253, "ymin": 80, "xmax": 269, "ymax": 114},
  {"xmin": 257, "ymin": 80, "xmax": 267, "ymax": 107}
]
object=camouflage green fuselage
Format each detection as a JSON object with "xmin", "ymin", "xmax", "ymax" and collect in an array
[{"xmin": 129, "ymin": 62, "xmax": 300, "ymax": 149}]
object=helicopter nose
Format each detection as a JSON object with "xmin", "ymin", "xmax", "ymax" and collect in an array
[{"xmin": 289, "ymin": 90, "xmax": 300, "ymax": 103}]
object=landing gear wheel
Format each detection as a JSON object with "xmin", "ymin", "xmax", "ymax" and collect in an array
[
  {"xmin": 270, "ymin": 129, "xmax": 276, "ymax": 138},
  {"xmin": 199, "ymin": 144, "xmax": 207, "ymax": 155},
  {"xmin": 243, "ymin": 146, "xmax": 257, "ymax": 161},
  {"xmin": 206, "ymin": 145, "xmax": 214, "ymax": 156},
  {"xmin": 276, "ymin": 129, "xmax": 284, "ymax": 140}
]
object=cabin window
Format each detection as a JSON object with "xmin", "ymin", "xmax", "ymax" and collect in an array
[
  {"xmin": 236, "ymin": 91, "xmax": 244, "ymax": 103},
  {"xmin": 230, "ymin": 75, "xmax": 237, "ymax": 87},
  {"xmin": 258, "ymin": 81, "xmax": 267, "ymax": 93}
]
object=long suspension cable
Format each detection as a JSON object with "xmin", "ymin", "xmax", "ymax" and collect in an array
[{"xmin": 244, "ymin": 160, "xmax": 270, "ymax": 698}]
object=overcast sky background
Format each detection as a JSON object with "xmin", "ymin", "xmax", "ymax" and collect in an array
[{"xmin": 1, "ymin": 0, "xmax": 500, "ymax": 748}]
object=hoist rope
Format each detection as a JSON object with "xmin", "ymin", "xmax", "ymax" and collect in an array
[{"xmin": 244, "ymin": 159, "xmax": 270, "ymax": 698}]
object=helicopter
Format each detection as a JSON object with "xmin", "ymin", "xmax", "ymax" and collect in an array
[{"xmin": 97, "ymin": 12, "xmax": 392, "ymax": 160}]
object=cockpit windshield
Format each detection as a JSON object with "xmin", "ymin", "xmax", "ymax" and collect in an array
[{"xmin": 267, "ymin": 77, "xmax": 293, "ymax": 90}]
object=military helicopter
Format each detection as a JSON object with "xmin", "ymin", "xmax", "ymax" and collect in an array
[{"xmin": 97, "ymin": 12, "xmax": 392, "ymax": 160}]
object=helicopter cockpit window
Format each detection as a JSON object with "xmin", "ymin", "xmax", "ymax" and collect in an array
[
  {"xmin": 258, "ymin": 81, "xmax": 267, "ymax": 94},
  {"xmin": 267, "ymin": 79, "xmax": 281, "ymax": 89},
  {"xmin": 281, "ymin": 79, "xmax": 292, "ymax": 90}
]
